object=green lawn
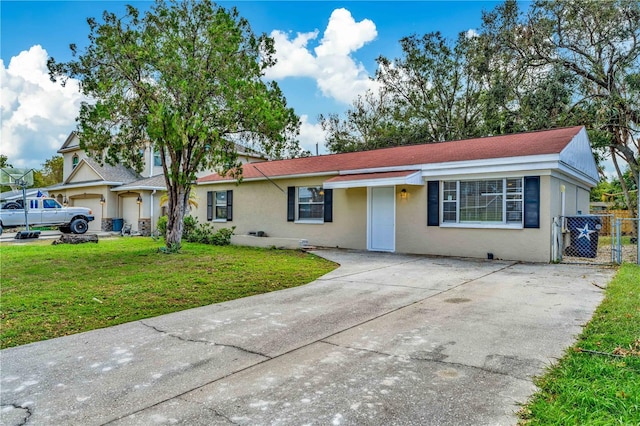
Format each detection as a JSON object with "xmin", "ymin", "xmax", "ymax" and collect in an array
[
  {"xmin": 0, "ymin": 238, "xmax": 337, "ymax": 349},
  {"xmin": 518, "ymin": 263, "xmax": 640, "ymax": 425}
]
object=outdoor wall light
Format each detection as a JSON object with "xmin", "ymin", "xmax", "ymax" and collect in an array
[
  {"xmin": 99, "ymin": 195, "xmax": 106, "ymax": 205},
  {"xmin": 136, "ymin": 195, "xmax": 143, "ymax": 205},
  {"xmin": 400, "ymin": 188, "xmax": 408, "ymax": 199},
  {"xmin": 63, "ymin": 196, "xmax": 68, "ymax": 206}
]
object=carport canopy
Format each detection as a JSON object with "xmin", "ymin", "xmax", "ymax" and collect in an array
[{"xmin": 323, "ymin": 170, "xmax": 423, "ymax": 189}]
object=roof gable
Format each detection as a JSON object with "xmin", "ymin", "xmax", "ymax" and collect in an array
[
  {"xmin": 64, "ymin": 157, "xmax": 140, "ymax": 185},
  {"xmin": 65, "ymin": 160, "xmax": 102, "ymax": 184},
  {"xmin": 57, "ymin": 132, "xmax": 81, "ymax": 153},
  {"xmin": 559, "ymin": 127, "xmax": 599, "ymax": 182},
  {"xmin": 199, "ymin": 126, "xmax": 587, "ymax": 183}
]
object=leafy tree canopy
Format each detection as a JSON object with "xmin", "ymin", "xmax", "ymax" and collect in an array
[
  {"xmin": 33, "ymin": 155, "xmax": 64, "ymax": 188},
  {"xmin": 49, "ymin": 0, "xmax": 300, "ymax": 248},
  {"xmin": 322, "ymin": 0, "xmax": 639, "ymax": 213}
]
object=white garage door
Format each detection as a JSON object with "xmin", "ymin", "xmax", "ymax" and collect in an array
[{"xmin": 75, "ymin": 198, "xmax": 102, "ymax": 231}]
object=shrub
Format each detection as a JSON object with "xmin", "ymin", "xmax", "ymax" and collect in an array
[
  {"xmin": 210, "ymin": 226, "xmax": 235, "ymax": 246},
  {"xmin": 156, "ymin": 215, "xmax": 234, "ymax": 246},
  {"xmin": 156, "ymin": 215, "xmax": 168, "ymax": 238},
  {"xmin": 181, "ymin": 216, "xmax": 235, "ymax": 246},
  {"xmin": 183, "ymin": 215, "xmax": 198, "ymax": 239}
]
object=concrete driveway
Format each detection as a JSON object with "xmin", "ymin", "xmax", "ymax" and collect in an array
[{"xmin": 1, "ymin": 250, "xmax": 614, "ymax": 425}]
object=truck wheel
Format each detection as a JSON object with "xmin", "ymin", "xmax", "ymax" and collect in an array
[
  {"xmin": 2, "ymin": 202, "xmax": 21, "ymax": 209},
  {"xmin": 59, "ymin": 225, "xmax": 71, "ymax": 233},
  {"xmin": 70, "ymin": 218, "xmax": 89, "ymax": 234},
  {"xmin": 0, "ymin": 223, "xmax": 3, "ymax": 236}
]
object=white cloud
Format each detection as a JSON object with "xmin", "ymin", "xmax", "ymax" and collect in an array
[
  {"xmin": 265, "ymin": 8, "xmax": 378, "ymax": 104},
  {"xmin": 314, "ymin": 9, "xmax": 377, "ymax": 57},
  {"xmin": 1, "ymin": 45, "xmax": 86, "ymax": 170},
  {"xmin": 267, "ymin": 30, "xmax": 320, "ymax": 79},
  {"xmin": 297, "ymin": 115, "xmax": 328, "ymax": 155},
  {"xmin": 465, "ymin": 29, "xmax": 479, "ymax": 39}
]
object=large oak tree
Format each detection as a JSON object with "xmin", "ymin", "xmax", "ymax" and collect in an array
[
  {"xmin": 323, "ymin": 0, "xmax": 638, "ymax": 212},
  {"xmin": 49, "ymin": 0, "xmax": 300, "ymax": 248}
]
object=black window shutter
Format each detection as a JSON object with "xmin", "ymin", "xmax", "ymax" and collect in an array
[
  {"xmin": 323, "ymin": 188, "xmax": 333, "ymax": 223},
  {"xmin": 524, "ymin": 176, "xmax": 540, "ymax": 228},
  {"xmin": 206, "ymin": 191, "xmax": 213, "ymax": 221},
  {"xmin": 427, "ymin": 181, "xmax": 439, "ymax": 226},
  {"xmin": 226, "ymin": 190, "xmax": 233, "ymax": 221},
  {"xmin": 287, "ymin": 186, "xmax": 295, "ymax": 222}
]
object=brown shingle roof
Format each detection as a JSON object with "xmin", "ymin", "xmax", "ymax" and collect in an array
[
  {"xmin": 324, "ymin": 170, "xmax": 420, "ymax": 183},
  {"xmin": 198, "ymin": 126, "xmax": 583, "ymax": 183}
]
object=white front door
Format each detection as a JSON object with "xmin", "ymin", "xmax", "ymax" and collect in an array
[{"xmin": 368, "ymin": 186, "xmax": 395, "ymax": 252}]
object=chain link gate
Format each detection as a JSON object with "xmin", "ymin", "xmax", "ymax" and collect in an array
[
  {"xmin": 614, "ymin": 218, "xmax": 639, "ymax": 265},
  {"xmin": 553, "ymin": 213, "xmax": 639, "ymax": 265},
  {"xmin": 552, "ymin": 214, "xmax": 613, "ymax": 264}
]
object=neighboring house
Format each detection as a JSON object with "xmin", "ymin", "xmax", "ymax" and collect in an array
[
  {"xmin": 48, "ymin": 132, "xmax": 267, "ymax": 233},
  {"xmin": 196, "ymin": 126, "xmax": 599, "ymax": 262}
]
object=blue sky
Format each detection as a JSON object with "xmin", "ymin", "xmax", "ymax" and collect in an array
[{"xmin": 1, "ymin": 1, "xmax": 506, "ymax": 169}]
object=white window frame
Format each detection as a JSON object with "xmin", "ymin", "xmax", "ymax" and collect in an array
[
  {"xmin": 295, "ymin": 186, "xmax": 324, "ymax": 223},
  {"xmin": 213, "ymin": 191, "xmax": 228, "ymax": 222},
  {"xmin": 153, "ymin": 150, "xmax": 162, "ymax": 167},
  {"xmin": 440, "ymin": 178, "xmax": 524, "ymax": 229}
]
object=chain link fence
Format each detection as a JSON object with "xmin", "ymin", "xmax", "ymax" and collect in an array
[
  {"xmin": 553, "ymin": 214, "xmax": 638, "ymax": 265},
  {"xmin": 613, "ymin": 218, "xmax": 639, "ymax": 265}
]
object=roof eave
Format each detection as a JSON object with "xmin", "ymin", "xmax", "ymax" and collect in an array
[{"xmin": 111, "ymin": 185, "xmax": 166, "ymax": 192}]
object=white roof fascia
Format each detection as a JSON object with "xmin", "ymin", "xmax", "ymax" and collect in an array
[
  {"xmin": 430, "ymin": 170, "xmax": 554, "ymax": 182},
  {"xmin": 554, "ymin": 165, "xmax": 599, "ymax": 188},
  {"xmin": 323, "ymin": 171, "xmax": 424, "ymax": 189},
  {"xmin": 549, "ymin": 170, "xmax": 596, "ymax": 188},
  {"xmin": 111, "ymin": 185, "xmax": 166, "ymax": 192},
  {"xmin": 54, "ymin": 181, "xmax": 123, "ymax": 190},
  {"xmin": 338, "ymin": 165, "xmax": 426, "ymax": 176},
  {"xmin": 338, "ymin": 154, "xmax": 560, "ymax": 177},
  {"xmin": 197, "ymin": 171, "xmax": 338, "ymax": 186}
]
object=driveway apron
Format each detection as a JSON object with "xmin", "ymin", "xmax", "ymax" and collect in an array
[{"xmin": 0, "ymin": 250, "xmax": 614, "ymax": 425}]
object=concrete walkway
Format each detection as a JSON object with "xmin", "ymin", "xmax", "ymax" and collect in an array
[{"xmin": 1, "ymin": 250, "xmax": 615, "ymax": 425}]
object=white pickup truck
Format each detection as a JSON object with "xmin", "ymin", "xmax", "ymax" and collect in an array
[{"xmin": 0, "ymin": 198, "xmax": 95, "ymax": 235}]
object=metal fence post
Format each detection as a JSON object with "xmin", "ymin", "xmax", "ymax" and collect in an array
[
  {"xmin": 610, "ymin": 214, "xmax": 615, "ymax": 264},
  {"xmin": 615, "ymin": 219, "xmax": 622, "ymax": 264},
  {"xmin": 552, "ymin": 217, "xmax": 561, "ymax": 262}
]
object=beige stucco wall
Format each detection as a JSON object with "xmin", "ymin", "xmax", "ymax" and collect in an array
[
  {"xmin": 195, "ymin": 177, "xmax": 367, "ymax": 249},
  {"xmin": 394, "ymin": 174, "xmax": 552, "ymax": 262},
  {"xmin": 549, "ymin": 176, "xmax": 593, "ymax": 217},
  {"xmin": 196, "ymin": 172, "xmax": 593, "ymax": 263}
]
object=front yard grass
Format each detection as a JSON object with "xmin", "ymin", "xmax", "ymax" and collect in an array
[
  {"xmin": 0, "ymin": 238, "xmax": 337, "ymax": 349},
  {"xmin": 518, "ymin": 263, "xmax": 640, "ymax": 425}
]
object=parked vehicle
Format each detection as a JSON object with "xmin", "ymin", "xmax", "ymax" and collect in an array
[{"xmin": 0, "ymin": 198, "xmax": 94, "ymax": 235}]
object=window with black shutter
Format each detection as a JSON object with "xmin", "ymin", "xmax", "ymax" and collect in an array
[
  {"xmin": 427, "ymin": 181, "xmax": 439, "ymax": 226},
  {"xmin": 523, "ymin": 176, "xmax": 540, "ymax": 228},
  {"xmin": 206, "ymin": 191, "xmax": 213, "ymax": 221}
]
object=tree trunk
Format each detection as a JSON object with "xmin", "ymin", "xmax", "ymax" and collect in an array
[
  {"xmin": 165, "ymin": 184, "xmax": 189, "ymax": 249},
  {"xmin": 611, "ymin": 148, "xmax": 632, "ymax": 209}
]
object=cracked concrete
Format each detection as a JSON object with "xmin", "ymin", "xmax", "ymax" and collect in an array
[
  {"xmin": 0, "ymin": 249, "xmax": 614, "ymax": 425},
  {"xmin": 139, "ymin": 321, "xmax": 272, "ymax": 359},
  {"xmin": 0, "ymin": 404, "xmax": 31, "ymax": 426}
]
